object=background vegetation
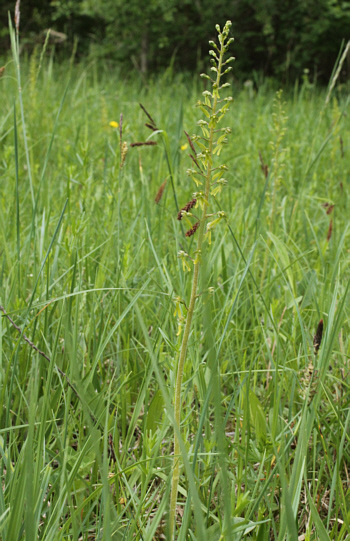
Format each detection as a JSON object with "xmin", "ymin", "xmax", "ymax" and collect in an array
[{"xmin": 1, "ymin": 0, "xmax": 350, "ymax": 82}]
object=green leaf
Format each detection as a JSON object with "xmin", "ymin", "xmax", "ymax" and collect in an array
[
  {"xmin": 248, "ymin": 391, "xmax": 266, "ymax": 445},
  {"xmin": 199, "ymin": 106, "xmax": 210, "ymax": 118},
  {"xmin": 267, "ymin": 232, "xmax": 295, "ymax": 293},
  {"xmin": 146, "ymin": 390, "xmax": 165, "ymax": 433},
  {"xmin": 213, "ymin": 144, "xmax": 223, "ymax": 155},
  {"xmin": 305, "ymin": 483, "xmax": 331, "ymax": 541},
  {"xmin": 206, "ymin": 517, "xmax": 269, "ymax": 541}
]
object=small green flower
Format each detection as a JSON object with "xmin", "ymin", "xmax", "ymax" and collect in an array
[
  {"xmin": 211, "ymin": 178, "xmax": 227, "ymax": 196},
  {"xmin": 193, "ymin": 249, "xmax": 202, "ymax": 265},
  {"xmin": 177, "ymin": 250, "xmax": 191, "ymax": 272},
  {"xmin": 173, "ymin": 296, "xmax": 182, "ymax": 318},
  {"xmin": 193, "ymin": 191, "xmax": 209, "ymax": 209},
  {"xmin": 205, "ymin": 211, "xmax": 227, "ymax": 243}
]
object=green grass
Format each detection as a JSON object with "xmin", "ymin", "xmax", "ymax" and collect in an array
[{"xmin": 0, "ymin": 51, "xmax": 350, "ymax": 540}]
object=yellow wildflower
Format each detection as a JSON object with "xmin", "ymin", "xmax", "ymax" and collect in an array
[
  {"xmin": 181, "ymin": 143, "xmax": 188, "ymax": 151},
  {"xmin": 109, "ymin": 121, "xmax": 119, "ymax": 128}
]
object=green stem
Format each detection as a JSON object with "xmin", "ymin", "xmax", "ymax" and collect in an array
[
  {"xmin": 168, "ymin": 45, "xmax": 224, "ymax": 540},
  {"xmin": 10, "ymin": 23, "xmax": 35, "ymax": 208}
]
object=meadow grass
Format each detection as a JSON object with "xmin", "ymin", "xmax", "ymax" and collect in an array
[{"xmin": 0, "ymin": 52, "xmax": 350, "ymax": 540}]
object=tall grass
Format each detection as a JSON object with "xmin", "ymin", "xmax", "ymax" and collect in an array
[{"xmin": 0, "ymin": 37, "xmax": 350, "ymax": 540}]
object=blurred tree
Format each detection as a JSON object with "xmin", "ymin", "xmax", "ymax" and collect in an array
[
  {"xmin": 0, "ymin": 0, "xmax": 53, "ymax": 49},
  {"xmin": 80, "ymin": 0, "xmax": 178, "ymax": 72},
  {"xmin": 0, "ymin": 0, "xmax": 349, "ymax": 82}
]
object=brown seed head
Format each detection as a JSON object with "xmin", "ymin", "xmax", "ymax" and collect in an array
[
  {"xmin": 139, "ymin": 103, "xmax": 158, "ymax": 130},
  {"xmin": 259, "ymin": 150, "xmax": 268, "ymax": 178},
  {"xmin": 322, "ymin": 202, "xmax": 334, "ymax": 215},
  {"xmin": 108, "ymin": 434, "xmax": 116, "ymax": 464},
  {"xmin": 130, "ymin": 141, "xmax": 157, "ymax": 147},
  {"xmin": 184, "ymin": 131, "xmax": 197, "ymax": 156},
  {"xmin": 189, "ymin": 153, "xmax": 202, "ymax": 171},
  {"xmin": 177, "ymin": 199, "xmax": 197, "ymax": 220},
  {"xmin": 313, "ymin": 319, "xmax": 324, "ymax": 355},
  {"xmin": 145, "ymin": 123, "xmax": 157, "ymax": 132},
  {"xmin": 15, "ymin": 0, "xmax": 20, "ymax": 32},
  {"xmin": 326, "ymin": 219, "xmax": 333, "ymax": 242},
  {"xmin": 185, "ymin": 221, "xmax": 200, "ymax": 237},
  {"xmin": 155, "ymin": 180, "xmax": 167, "ymax": 204}
]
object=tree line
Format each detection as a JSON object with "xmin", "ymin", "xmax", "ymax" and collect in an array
[{"xmin": 1, "ymin": 0, "xmax": 350, "ymax": 83}]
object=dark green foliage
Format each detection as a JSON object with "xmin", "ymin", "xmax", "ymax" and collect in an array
[{"xmin": 1, "ymin": 0, "xmax": 350, "ymax": 80}]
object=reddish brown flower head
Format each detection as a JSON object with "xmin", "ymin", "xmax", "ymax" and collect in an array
[
  {"xmin": 15, "ymin": 0, "xmax": 21, "ymax": 31},
  {"xmin": 130, "ymin": 141, "xmax": 157, "ymax": 147},
  {"xmin": 326, "ymin": 219, "xmax": 333, "ymax": 242},
  {"xmin": 145, "ymin": 123, "xmax": 157, "ymax": 131},
  {"xmin": 313, "ymin": 319, "xmax": 324, "ymax": 354},
  {"xmin": 139, "ymin": 103, "xmax": 158, "ymax": 130},
  {"xmin": 184, "ymin": 131, "xmax": 197, "ymax": 156},
  {"xmin": 322, "ymin": 203, "xmax": 334, "ymax": 215},
  {"xmin": 119, "ymin": 113, "xmax": 123, "ymax": 143},
  {"xmin": 259, "ymin": 150, "xmax": 268, "ymax": 178},
  {"xmin": 155, "ymin": 180, "xmax": 167, "ymax": 204},
  {"xmin": 177, "ymin": 199, "xmax": 197, "ymax": 220},
  {"xmin": 185, "ymin": 221, "xmax": 200, "ymax": 237},
  {"xmin": 189, "ymin": 153, "xmax": 202, "ymax": 171},
  {"xmin": 108, "ymin": 434, "xmax": 116, "ymax": 464}
]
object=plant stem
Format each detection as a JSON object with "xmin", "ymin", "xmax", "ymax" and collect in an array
[
  {"xmin": 168, "ymin": 49, "xmax": 224, "ymax": 540},
  {"xmin": 10, "ymin": 19, "xmax": 35, "ymax": 208}
]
